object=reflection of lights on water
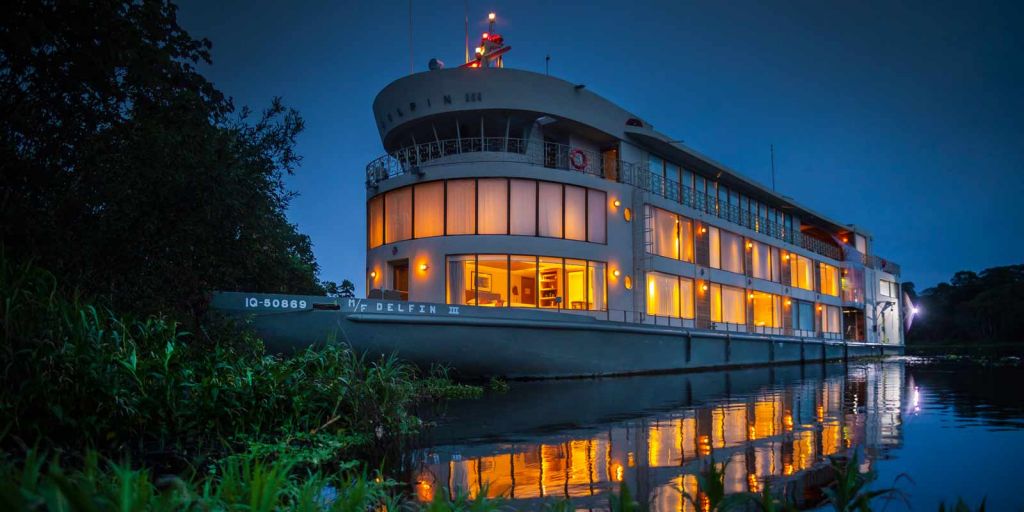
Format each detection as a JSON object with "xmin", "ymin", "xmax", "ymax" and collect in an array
[
  {"xmin": 613, "ymin": 463, "xmax": 624, "ymax": 482},
  {"xmin": 913, "ymin": 386, "xmax": 921, "ymax": 413},
  {"xmin": 627, "ymin": 452, "xmax": 635, "ymax": 467}
]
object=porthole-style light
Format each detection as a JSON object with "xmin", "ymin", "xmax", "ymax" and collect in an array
[
  {"xmin": 624, "ymin": 276, "xmax": 633, "ymax": 289},
  {"xmin": 624, "ymin": 208, "xmax": 632, "ymax": 222}
]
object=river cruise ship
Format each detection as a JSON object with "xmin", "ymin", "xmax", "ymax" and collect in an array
[{"xmin": 214, "ymin": 20, "xmax": 910, "ymax": 377}]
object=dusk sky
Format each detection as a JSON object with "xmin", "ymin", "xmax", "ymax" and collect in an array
[{"xmin": 177, "ymin": 0, "xmax": 1023, "ymax": 293}]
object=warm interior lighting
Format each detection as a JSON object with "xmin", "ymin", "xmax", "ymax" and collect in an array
[
  {"xmin": 419, "ymin": 263, "xmax": 429, "ymax": 271},
  {"xmin": 612, "ymin": 269, "xmax": 621, "ymax": 277},
  {"xmin": 613, "ymin": 199, "xmax": 621, "ymax": 208}
]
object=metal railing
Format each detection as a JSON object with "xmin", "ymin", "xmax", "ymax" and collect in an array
[
  {"xmin": 619, "ymin": 161, "xmax": 843, "ymax": 260},
  {"xmin": 366, "ymin": 137, "xmax": 606, "ymax": 186}
]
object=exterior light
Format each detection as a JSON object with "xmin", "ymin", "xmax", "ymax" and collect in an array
[
  {"xmin": 624, "ymin": 276, "xmax": 633, "ymax": 289},
  {"xmin": 784, "ymin": 254, "xmax": 790, "ymax": 261},
  {"xmin": 419, "ymin": 263, "xmax": 429, "ymax": 271},
  {"xmin": 746, "ymin": 241, "xmax": 753, "ymax": 249},
  {"xmin": 912, "ymin": 306, "xmax": 920, "ymax": 315},
  {"xmin": 613, "ymin": 199, "xmax": 621, "ymax": 208},
  {"xmin": 817, "ymin": 305, "xmax": 823, "ymax": 311},
  {"xmin": 488, "ymin": 12, "xmax": 496, "ymax": 21},
  {"xmin": 785, "ymin": 299, "xmax": 792, "ymax": 306},
  {"xmin": 624, "ymin": 208, "xmax": 632, "ymax": 222},
  {"xmin": 701, "ymin": 284, "xmax": 709, "ymax": 292},
  {"xmin": 748, "ymin": 293, "xmax": 755, "ymax": 300},
  {"xmin": 370, "ymin": 270, "xmax": 377, "ymax": 279},
  {"xmin": 612, "ymin": 269, "xmax": 621, "ymax": 277},
  {"xmin": 700, "ymin": 227, "xmax": 707, "ymax": 234},
  {"xmin": 482, "ymin": 32, "xmax": 489, "ymax": 39}
]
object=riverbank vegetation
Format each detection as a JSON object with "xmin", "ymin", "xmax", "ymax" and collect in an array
[{"xmin": 906, "ymin": 265, "xmax": 1024, "ymax": 350}]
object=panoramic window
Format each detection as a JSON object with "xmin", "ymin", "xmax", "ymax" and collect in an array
[
  {"xmin": 821, "ymin": 304, "xmax": 841, "ymax": 333},
  {"xmin": 510, "ymin": 179, "xmax": 537, "ymax": 236},
  {"xmin": 792, "ymin": 300, "xmax": 815, "ymax": 333},
  {"xmin": 448, "ymin": 254, "xmax": 607, "ymax": 311},
  {"xmin": 384, "ymin": 187, "xmax": 411, "ymax": 243},
  {"xmin": 587, "ymin": 189, "xmax": 607, "ymax": 244},
  {"xmin": 368, "ymin": 195, "xmax": 384, "ymax": 248},
  {"xmin": 644, "ymin": 205, "xmax": 694, "ymax": 262},
  {"xmin": 790, "ymin": 254, "xmax": 814, "ymax": 291},
  {"xmin": 750, "ymin": 240, "xmax": 780, "ymax": 282},
  {"xmin": 538, "ymin": 182, "xmax": 563, "ymax": 238},
  {"xmin": 646, "ymin": 271, "xmax": 695, "ymax": 318},
  {"xmin": 879, "ymin": 279, "xmax": 897, "ymax": 297},
  {"xmin": 413, "ymin": 181, "xmax": 443, "ymax": 238},
  {"xmin": 564, "ymin": 185, "xmax": 587, "ymax": 241},
  {"xmin": 709, "ymin": 227, "xmax": 743, "ymax": 274},
  {"xmin": 819, "ymin": 262, "xmax": 839, "ymax": 296},
  {"xmin": 476, "ymin": 178, "xmax": 508, "ymax": 235},
  {"xmin": 710, "ymin": 283, "xmax": 746, "ymax": 325},
  {"xmin": 370, "ymin": 179, "xmax": 607, "ymax": 243},
  {"xmin": 446, "ymin": 179, "xmax": 476, "ymax": 235},
  {"xmin": 750, "ymin": 291, "xmax": 783, "ymax": 328}
]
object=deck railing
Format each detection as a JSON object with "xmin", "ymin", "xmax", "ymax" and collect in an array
[
  {"xmin": 619, "ymin": 161, "xmax": 843, "ymax": 260},
  {"xmin": 366, "ymin": 137, "xmax": 605, "ymax": 185}
]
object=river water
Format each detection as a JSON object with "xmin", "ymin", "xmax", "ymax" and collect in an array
[{"xmin": 406, "ymin": 359, "xmax": 1024, "ymax": 510}]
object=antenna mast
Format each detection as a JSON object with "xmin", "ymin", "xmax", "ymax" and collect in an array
[
  {"xmin": 770, "ymin": 144, "xmax": 776, "ymax": 192},
  {"xmin": 408, "ymin": 0, "xmax": 413, "ymax": 74},
  {"xmin": 464, "ymin": 0, "xmax": 469, "ymax": 63}
]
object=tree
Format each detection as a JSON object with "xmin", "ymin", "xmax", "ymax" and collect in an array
[
  {"xmin": 0, "ymin": 0, "xmax": 325, "ymax": 319},
  {"xmin": 908, "ymin": 264, "xmax": 1024, "ymax": 344},
  {"xmin": 339, "ymin": 279, "xmax": 356, "ymax": 298}
]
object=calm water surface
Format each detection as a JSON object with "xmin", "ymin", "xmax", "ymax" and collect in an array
[{"xmin": 406, "ymin": 360, "xmax": 1024, "ymax": 510}]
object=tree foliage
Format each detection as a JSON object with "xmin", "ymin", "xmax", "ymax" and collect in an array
[
  {"xmin": 0, "ymin": 0, "xmax": 325, "ymax": 318},
  {"xmin": 908, "ymin": 265, "xmax": 1024, "ymax": 344}
]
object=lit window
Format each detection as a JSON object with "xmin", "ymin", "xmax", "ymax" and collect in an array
[
  {"xmin": 587, "ymin": 189, "xmax": 606, "ymax": 244},
  {"xmin": 790, "ymin": 254, "xmax": 814, "ymax": 291},
  {"xmin": 446, "ymin": 179, "xmax": 476, "ymax": 235},
  {"xmin": 792, "ymin": 300, "xmax": 814, "ymax": 333},
  {"xmin": 510, "ymin": 255, "xmax": 538, "ymax": 307},
  {"xmin": 751, "ymin": 291, "xmax": 782, "ymax": 328},
  {"xmin": 646, "ymin": 271, "xmax": 680, "ymax": 317},
  {"xmin": 384, "ymin": 187, "xmax": 412, "ymax": 243},
  {"xmin": 510, "ymin": 179, "xmax": 536, "ymax": 236},
  {"xmin": 819, "ymin": 263, "xmax": 839, "ymax": 296},
  {"xmin": 476, "ymin": 255, "xmax": 509, "ymax": 306},
  {"xmin": 477, "ymin": 178, "xmax": 508, "ymax": 234},
  {"xmin": 718, "ymin": 229, "xmax": 744, "ymax": 274},
  {"xmin": 564, "ymin": 185, "xmax": 587, "ymax": 241},
  {"xmin": 711, "ymin": 284, "xmax": 745, "ymax": 325},
  {"xmin": 368, "ymin": 195, "xmax": 384, "ymax": 248},
  {"xmin": 821, "ymin": 305, "xmax": 841, "ymax": 333},
  {"xmin": 538, "ymin": 182, "xmax": 563, "ymax": 238},
  {"xmin": 413, "ymin": 182, "xmax": 444, "ymax": 238},
  {"xmin": 750, "ymin": 240, "xmax": 778, "ymax": 282}
]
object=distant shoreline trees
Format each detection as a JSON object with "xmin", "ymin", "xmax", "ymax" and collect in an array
[{"xmin": 907, "ymin": 265, "xmax": 1024, "ymax": 344}]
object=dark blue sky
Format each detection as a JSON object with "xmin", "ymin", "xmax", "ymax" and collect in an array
[{"xmin": 178, "ymin": 0, "xmax": 1022, "ymax": 293}]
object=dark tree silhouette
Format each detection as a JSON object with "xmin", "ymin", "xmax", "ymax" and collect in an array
[
  {"xmin": 908, "ymin": 265, "xmax": 1024, "ymax": 344},
  {"xmin": 0, "ymin": 0, "xmax": 325, "ymax": 319}
]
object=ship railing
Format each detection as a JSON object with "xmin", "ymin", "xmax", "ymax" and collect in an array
[
  {"xmin": 618, "ymin": 160, "xmax": 843, "ymax": 261},
  {"xmin": 869, "ymin": 255, "xmax": 901, "ymax": 276},
  {"xmin": 366, "ymin": 137, "xmax": 605, "ymax": 186}
]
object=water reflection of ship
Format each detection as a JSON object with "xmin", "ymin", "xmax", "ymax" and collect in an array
[{"xmin": 409, "ymin": 362, "xmax": 905, "ymax": 510}]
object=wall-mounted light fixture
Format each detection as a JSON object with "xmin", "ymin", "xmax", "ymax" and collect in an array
[
  {"xmin": 613, "ymin": 199, "xmax": 621, "ymax": 208},
  {"xmin": 624, "ymin": 276, "xmax": 633, "ymax": 289},
  {"xmin": 370, "ymin": 270, "xmax": 378, "ymax": 279},
  {"xmin": 419, "ymin": 263, "xmax": 429, "ymax": 272},
  {"xmin": 612, "ymin": 269, "xmax": 621, "ymax": 278},
  {"xmin": 748, "ymin": 293, "xmax": 755, "ymax": 300},
  {"xmin": 746, "ymin": 242, "xmax": 753, "ymax": 249},
  {"xmin": 701, "ymin": 284, "xmax": 709, "ymax": 292},
  {"xmin": 699, "ymin": 227, "xmax": 707, "ymax": 234},
  {"xmin": 785, "ymin": 299, "xmax": 792, "ymax": 306},
  {"xmin": 624, "ymin": 208, "xmax": 632, "ymax": 222}
]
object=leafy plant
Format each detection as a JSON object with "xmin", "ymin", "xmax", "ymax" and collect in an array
[{"xmin": 821, "ymin": 448, "xmax": 907, "ymax": 512}]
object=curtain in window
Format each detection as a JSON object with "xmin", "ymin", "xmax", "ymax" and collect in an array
[
  {"xmin": 751, "ymin": 241, "xmax": 772, "ymax": 280},
  {"xmin": 538, "ymin": 182, "xmax": 563, "ymax": 238},
  {"xmin": 564, "ymin": 185, "xmax": 586, "ymax": 241},
  {"xmin": 720, "ymin": 285, "xmax": 745, "ymax": 324},
  {"xmin": 588, "ymin": 261, "xmax": 606, "ymax": 311},
  {"xmin": 446, "ymin": 180, "xmax": 476, "ymax": 235},
  {"xmin": 587, "ymin": 189, "xmax": 606, "ymax": 243},
  {"xmin": 477, "ymin": 178, "xmax": 508, "ymax": 235},
  {"xmin": 646, "ymin": 272, "xmax": 679, "ymax": 317},
  {"xmin": 368, "ymin": 195, "xmax": 384, "ymax": 248},
  {"xmin": 510, "ymin": 180, "xmax": 536, "ymax": 236},
  {"xmin": 680, "ymin": 278, "xmax": 695, "ymax": 319},
  {"xmin": 446, "ymin": 255, "xmax": 475, "ymax": 305},
  {"xmin": 413, "ymin": 182, "xmax": 443, "ymax": 238},
  {"xmin": 384, "ymin": 187, "xmax": 412, "ymax": 243},
  {"xmin": 720, "ymin": 230, "xmax": 743, "ymax": 274}
]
